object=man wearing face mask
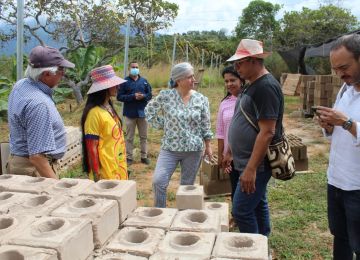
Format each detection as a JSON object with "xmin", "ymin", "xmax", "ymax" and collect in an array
[{"xmin": 117, "ymin": 61, "xmax": 152, "ymax": 165}]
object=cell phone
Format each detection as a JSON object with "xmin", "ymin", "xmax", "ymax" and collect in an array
[{"xmin": 311, "ymin": 106, "xmax": 320, "ymax": 116}]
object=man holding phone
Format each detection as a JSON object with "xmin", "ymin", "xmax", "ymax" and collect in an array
[{"xmin": 316, "ymin": 34, "xmax": 360, "ymax": 260}]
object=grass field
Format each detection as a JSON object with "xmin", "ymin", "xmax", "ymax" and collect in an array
[{"xmin": 0, "ymin": 74, "xmax": 333, "ymax": 259}]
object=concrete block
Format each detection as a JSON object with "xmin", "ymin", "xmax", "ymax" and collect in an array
[
  {"xmin": 44, "ymin": 178, "xmax": 94, "ymax": 197},
  {"xmin": 95, "ymin": 252, "xmax": 147, "ymax": 259},
  {"xmin": 212, "ymin": 232, "xmax": 268, "ymax": 260},
  {"xmin": 176, "ymin": 185, "xmax": 204, "ymax": 210},
  {"xmin": 0, "ymin": 174, "xmax": 30, "ymax": 191},
  {"xmin": 200, "ymin": 171, "xmax": 231, "ymax": 196},
  {"xmin": 170, "ymin": 209, "xmax": 221, "ymax": 233},
  {"xmin": 7, "ymin": 193, "xmax": 67, "ymax": 217},
  {"xmin": 204, "ymin": 202, "xmax": 229, "ymax": 232},
  {"xmin": 150, "ymin": 231, "xmax": 216, "ymax": 259},
  {"xmin": 0, "ymin": 245, "xmax": 57, "ymax": 260},
  {"xmin": 0, "ymin": 142, "xmax": 9, "ymax": 175},
  {"xmin": 105, "ymin": 227, "xmax": 165, "ymax": 257},
  {"xmin": 0, "ymin": 191, "xmax": 27, "ymax": 214},
  {"xmin": 123, "ymin": 207, "xmax": 178, "ymax": 230},
  {"xmin": 51, "ymin": 196, "xmax": 119, "ymax": 248},
  {"xmin": 6, "ymin": 176, "xmax": 57, "ymax": 194},
  {"xmin": 81, "ymin": 180, "xmax": 137, "ymax": 223},
  {"xmin": 8, "ymin": 216, "xmax": 94, "ymax": 260},
  {"xmin": 0, "ymin": 214, "xmax": 36, "ymax": 244}
]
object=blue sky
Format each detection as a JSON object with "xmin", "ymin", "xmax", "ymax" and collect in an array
[{"xmin": 160, "ymin": 0, "xmax": 360, "ymax": 35}]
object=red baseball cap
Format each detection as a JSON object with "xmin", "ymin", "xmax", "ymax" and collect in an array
[{"xmin": 29, "ymin": 46, "xmax": 75, "ymax": 68}]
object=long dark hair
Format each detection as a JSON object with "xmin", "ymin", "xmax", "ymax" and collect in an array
[
  {"xmin": 221, "ymin": 66, "xmax": 245, "ymax": 102},
  {"xmin": 80, "ymin": 88, "xmax": 122, "ymax": 173}
]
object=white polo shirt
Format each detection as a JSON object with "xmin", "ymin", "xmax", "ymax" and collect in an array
[{"xmin": 326, "ymin": 84, "xmax": 360, "ymax": 190}]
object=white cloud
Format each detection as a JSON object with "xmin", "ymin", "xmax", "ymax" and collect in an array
[{"xmin": 160, "ymin": 0, "xmax": 360, "ymax": 34}]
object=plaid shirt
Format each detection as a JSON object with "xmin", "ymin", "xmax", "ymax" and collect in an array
[{"xmin": 8, "ymin": 78, "xmax": 66, "ymax": 159}]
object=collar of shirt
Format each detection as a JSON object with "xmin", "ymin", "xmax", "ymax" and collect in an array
[{"xmin": 31, "ymin": 78, "xmax": 54, "ymax": 97}]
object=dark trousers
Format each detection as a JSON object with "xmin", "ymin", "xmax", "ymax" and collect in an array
[
  {"xmin": 229, "ymin": 161, "xmax": 240, "ymax": 202},
  {"xmin": 328, "ymin": 184, "xmax": 360, "ymax": 260}
]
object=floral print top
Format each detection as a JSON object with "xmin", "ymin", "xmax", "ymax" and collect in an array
[{"xmin": 145, "ymin": 88, "xmax": 213, "ymax": 152}]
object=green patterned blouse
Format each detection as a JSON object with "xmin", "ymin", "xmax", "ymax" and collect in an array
[{"xmin": 145, "ymin": 88, "xmax": 213, "ymax": 152}]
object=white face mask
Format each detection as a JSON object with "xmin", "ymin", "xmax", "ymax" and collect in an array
[{"xmin": 130, "ymin": 68, "xmax": 139, "ymax": 76}]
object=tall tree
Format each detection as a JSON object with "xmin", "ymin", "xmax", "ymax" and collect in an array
[
  {"xmin": 234, "ymin": 0, "xmax": 281, "ymax": 42},
  {"xmin": 0, "ymin": 0, "xmax": 178, "ymax": 103},
  {"xmin": 276, "ymin": 5, "xmax": 359, "ymax": 48}
]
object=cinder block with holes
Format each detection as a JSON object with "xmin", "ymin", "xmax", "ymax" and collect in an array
[
  {"xmin": 0, "ymin": 214, "xmax": 36, "ymax": 244},
  {"xmin": 81, "ymin": 180, "xmax": 137, "ymax": 224},
  {"xmin": 50, "ymin": 196, "xmax": 119, "ymax": 249},
  {"xmin": 44, "ymin": 178, "xmax": 94, "ymax": 197},
  {"xmin": 0, "ymin": 245, "xmax": 57, "ymax": 260},
  {"xmin": 122, "ymin": 207, "xmax": 178, "ymax": 230},
  {"xmin": 176, "ymin": 185, "xmax": 204, "ymax": 210},
  {"xmin": 95, "ymin": 252, "xmax": 147, "ymax": 260},
  {"xmin": 170, "ymin": 209, "xmax": 221, "ymax": 233},
  {"xmin": 212, "ymin": 232, "xmax": 268, "ymax": 260},
  {"xmin": 105, "ymin": 227, "xmax": 165, "ymax": 257},
  {"xmin": 7, "ymin": 193, "xmax": 68, "ymax": 217},
  {"xmin": 0, "ymin": 191, "xmax": 27, "ymax": 214},
  {"xmin": 149, "ymin": 231, "xmax": 216, "ymax": 260},
  {"xmin": 204, "ymin": 202, "xmax": 229, "ymax": 232},
  {"xmin": 8, "ymin": 216, "xmax": 94, "ymax": 260}
]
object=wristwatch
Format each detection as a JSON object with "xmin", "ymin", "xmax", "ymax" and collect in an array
[{"xmin": 342, "ymin": 118, "xmax": 353, "ymax": 130}]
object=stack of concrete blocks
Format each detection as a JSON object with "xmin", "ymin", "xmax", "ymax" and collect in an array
[
  {"xmin": 287, "ymin": 134, "xmax": 308, "ymax": 171},
  {"xmin": 0, "ymin": 174, "xmax": 269, "ymax": 259},
  {"xmin": 57, "ymin": 126, "xmax": 82, "ymax": 174},
  {"xmin": 200, "ymin": 155, "xmax": 232, "ymax": 197},
  {"xmin": 299, "ymin": 75, "xmax": 316, "ymax": 111},
  {"xmin": 0, "ymin": 174, "xmax": 138, "ymax": 260},
  {"xmin": 175, "ymin": 185, "xmax": 229, "ymax": 232},
  {"xmin": 281, "ymin": 73, "xmax": 302, "ymax": 96},
  {"xmin": 314, "ymin": 75, "xmax": 335, "ymax": 108},
  {"xmin": 302, "ymin": 75, "xmax": 343, "ymax": 115}
]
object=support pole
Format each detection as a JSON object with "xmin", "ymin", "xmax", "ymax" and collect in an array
[
  {"xmin": 16, "ymin": 0, "xmax": 24, "ymax": 80},
  {"xmin": 123, "ymin": 17, "xmax": 131, "ymax": 78}
]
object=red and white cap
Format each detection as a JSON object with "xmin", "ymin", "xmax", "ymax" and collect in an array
[{"xmin": 227, "ymin": 39, "xmax": 271, "ymax": 62}]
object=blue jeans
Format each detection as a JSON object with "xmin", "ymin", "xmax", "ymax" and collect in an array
[
  {"xmin": 229, "ymin": 161, "xmax": 240, "ymax": 202},
  {"xmin": 328, "ymin": 184, "xmax": 360, "ymax": 260},
  {"xmin": 152, "ymin": 149, "xmax": 203, "ymax": 208},
  {"xmin": 232, "ymin": 167, "xmax": 272, "ymax": 236}
]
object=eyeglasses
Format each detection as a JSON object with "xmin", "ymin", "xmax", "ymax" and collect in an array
[
  {"xmin": 234, "ymin": 58, "xmax": 250, "ymax": 68},
  {"xmin": 57, "ymin": 67, "xmax": 66, "ymax": 73}
]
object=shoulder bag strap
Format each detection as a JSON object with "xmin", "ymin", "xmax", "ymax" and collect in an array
[{"xmin": 239, "ymin": 99, "xmax": 259, "ymax": 132}]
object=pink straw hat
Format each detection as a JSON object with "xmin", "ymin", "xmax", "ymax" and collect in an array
[
  {"xmin": 87, "ymin": 65, "xmax": 126, "ymax": 94},
  {"xmin": 227, "ymin": 39, "xmax": 271, "ymax": 62}
]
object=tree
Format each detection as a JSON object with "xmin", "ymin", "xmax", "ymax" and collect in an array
[
  {"xmin": 0, "ymin": 0, "xmax": 178, "ymax": 103},
  {"xmin": 276, "ymin": 5, "xmax": 359, "ymax": 48},
  {"xmin": 234, "ymin": 0, "xmax": 281, "ymax": 43}
]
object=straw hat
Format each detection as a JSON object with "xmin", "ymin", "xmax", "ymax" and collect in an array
[
  {"xmin": 227, "ymin": 39, "xmax": 271, "ymax": 62},
  {"xmin": 87, "ymin": 65, "xmax": 126, "ymax": 94}
]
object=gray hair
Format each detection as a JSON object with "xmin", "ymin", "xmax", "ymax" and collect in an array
[
  {"xmin": 331, "ymin": 34, "xmax": 360, "ymax": 60},
  {"xmin": 170, "ymin": 62, "xmax": 194, "ymax": 87},
  {"xmin": 24, "ymin": 65, "xmax": 58, "ymax": 81}
]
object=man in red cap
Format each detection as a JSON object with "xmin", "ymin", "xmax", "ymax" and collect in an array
[
  {"xmin": 7, "ymin": 45, "xmax": 75, "ymax": 179},
  {"xmin": 223, "ymin": 39, "xmax": 284, "ymax": 238}
]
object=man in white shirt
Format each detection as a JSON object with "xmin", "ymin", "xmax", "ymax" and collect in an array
[{"xmin": 316, "ymin": 34, "xmax": 360, "ymax": 260}]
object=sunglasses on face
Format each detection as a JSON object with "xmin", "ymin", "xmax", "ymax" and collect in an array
[{"xmin": 234, "ymin": 58, "xmax": 251, "ymax": 68}]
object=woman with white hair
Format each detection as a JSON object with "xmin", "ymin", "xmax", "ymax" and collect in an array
[{"xmin": 145, "ymin": 62, "xmax": 213, "ymax": 207}]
